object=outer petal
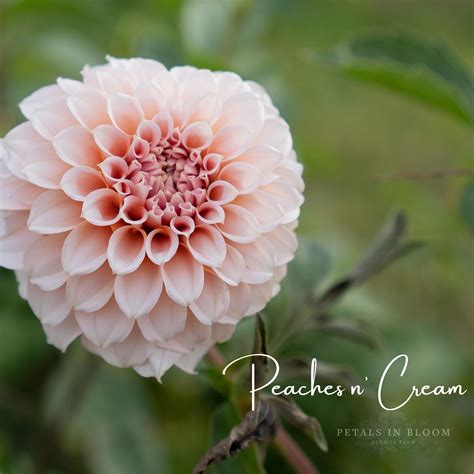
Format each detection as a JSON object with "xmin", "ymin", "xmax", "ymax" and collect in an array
[
  {"xmin": 75, "ymin": 298, "xmax": 134, "ymax": 348},
  {"xmin": 217, "ymin": 204, "xmax": 260, "ymax": 243},
  {"xmin": 28, "ymin": 190, "xmax": 82, "ymax": 234},
  {"xmin": 61, "ymin": 221, "xmax": 111, "ymax": 275},
  {"xmin": 54, "ymin": 126, "xmax": 103, "ymax": 167},
  {"xmin": 0, "ymin": 174, "xmax": 44, "ymax": 211},
  {"xmin": 138, "ymin": 291, "xmax": 187, "ymax": 343},
  {"xmin": 27, "ymin": 284, "xmax": 71, "ymax": 326},
  {"xmin": 107, "ymin": 225, "xmax": 146, "ymax": 274},
  {"xmin": 66, "ymin": 263, "xmax": 114, "ymax": 312},
  {"xmin": 190, "ymin": 272, "xmax": 230, "ymax": 325},
  {"xmin": 43, "ymin": 312, "xmax": 81, "ymax": 352},
  {"xmin": 162, "ymin": 245, "xmax": 204, "ymax": 306},
  {"xmin": 60, "ymin": 166, "xmax": 105, "ymax": 201},
  {"xmin": 187, "ymin": 225, "xmax": 226, "ymax": 267},
  {"xmin": 114, "ymin": 258, "xmax": 163, "ymax": 319}
]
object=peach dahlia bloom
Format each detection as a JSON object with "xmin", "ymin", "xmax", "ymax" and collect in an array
[{"xmin": 0, "ymin": 57, "xmax": 303, "ymax": 380}]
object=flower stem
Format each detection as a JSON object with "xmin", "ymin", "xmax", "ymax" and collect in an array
[{"xmin": 206, "ymin": 345, "xmax": 320, "ymax": 474}]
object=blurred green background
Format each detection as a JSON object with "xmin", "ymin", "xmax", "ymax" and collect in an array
[{"xmin": 0, "ymin": 1, "xmax": 472, "ymax": 473}]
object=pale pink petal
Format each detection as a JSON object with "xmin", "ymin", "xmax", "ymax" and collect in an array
[
  {"xmin": 107, "ymin": 225, "xmax": 146, "ymax": 274},
  {"xmin": 31, "ymin": 97, "xmax": 78, "ymax": 140},
  {"xmin": 75, "ymin": 298, "xmax": 134, "ymax": 348},
  {"xmin": 107, "ymin": 93, "xmax": 144, "ymax": 135},
  {"xmin": 190, "ymin": 272, "xmax": 230, "ymax": 324},
  {"xmin": 162, "ymin": 245, "xmax": 204, "ymax": 306},
  {"xmin": 66, "ymin": 263, "xmax": 114, "ymax": 312},
  {"xmin": 181, "ymin": 121, "xmax": 213, "ymax": 151},
  {"xmin": 27, "ymin": 284, "xmax": 71, "ymax": 326},
  {"xmin": 15, "ymin": 269, "xmax": 29, "ymax": 300},
  {"xmin": 24, "ymin": 233, "xmax": 68, "ymax": 291},
  {"xmin": 0, "ymin": 174, "xmax": 43, "ymax": 210},
  {"xmin": 234, "ymin": 145, "xmax": 283, "ymax": 176},
  {"xmin": 261, "ymin": 181, "xmax": 303, "ymax": 223},
  {"xmin": 252, "ymin": 117, "xmax": 292, "ymax": 155},
  {"xmin": 43, "ymin": 312, "xmax": 81, "ymax": 352},
  {"xmin": 60, "ymin": 166, "xmax": 105, "ymax": 201},
  {"xmin": 208, "ymin": 125, "xmax": 253, "ymax": 160},
  {"xmin": 28, "ymin": 190, "xmax": 82, "ymax": 234},
  {"xmin": 135, "ymin": 83, "xmax": 165, "ymax": 119},
  {"xmin": 136, "ymin": 119, "xmax": 161, "ymax": 145},
  {"xmin": 145, "ymin": 226, "xmax": 179, "ymax": 265},
  {"xmin": 147, "ymin": 349, "xmax": 182, "ymax": 381},
  {"xmin": 175, "ymin": 345, "xmax": 210, "ymax": 374},
  {"xmin": 19, "ymin": 84, "xmax": 64, "ymax": 119},
  {"xmin": 82, "ymin": 188, "xmax": 122, "ymax": 226},
  {"xmin": 0, "ymin": 211, "xmax": 37, "ymax": 270},
  {"xmin": 120, "ymin": 195, "xmax": 147, "ymax": 225},
  {"xmin": 207, "ymin": 181, "xmax": 238, "ymax": 205},
  {"xmin": 212, "ymin": 323, "xmax": 236, "ymax": 343},
  {"xmin": 187, "ymin": 225, "xmax": 226, "ymax": 267},
  {"xmin": 264, "ymin": 225, "xmax": 298, "ymax": 266},
  {"xmin": 61, "ymin": 221, "xmax": 111, "ymax": 275},
  {"xmin": 234, "ymin": 238, "xmax": 275, "ymax": 284},
  {"xmin": 114, "ymin": 258, "xmax": 163, "ymax": 319},
  {"xmin": 68, "ymin": 89, "xmax": 111, "ymax": 129},
  {"xmin": 217, "ymin": 204, "xmax": 260, "ymax": 243},
  {"xmin": 222, "ymin": 282, "xmax": 251, "ymax": 322},
  {"xmin": 170, "ymin": 215, "xmax": 195, "ymax": 237},
  {"xmin": 138, "ymin": 291, "xmax": 187, "ymax": 343},
  {"xmin": 213, "ymin": 244, "xmax": 245, "ymax": 286},
  {"xmin": 219, "ymin": 162, "xmax": 262, "ymax": 194},
  {"xmin": 93, "ymin": 124, "xmax": 130, "ymax": 157},
  {"xmin": 21, "ymin": 143, "xmax": 70, "ymax": 189},
  {"xmin": 54, "ymin": 126, "xmax": 103, "ymax": 167}
]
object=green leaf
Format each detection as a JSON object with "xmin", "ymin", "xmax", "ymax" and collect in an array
[
  {"xmin": 314, "ymin": 29, "xmax": 474, "ymax": 123},
  {"xmin": 205, "ymin": 402, "xmax": 266, "ymax": 474},
  {"xmin": 459, "ymin": 180, "xmax": 474, "ymax": 230},
  {"xmin": 266, "ymin": 396, "xmax": 328, "ymax": 452},
  {"xmin": 43, "ymin": 348, "xmax": 168, "ymax": 474}
]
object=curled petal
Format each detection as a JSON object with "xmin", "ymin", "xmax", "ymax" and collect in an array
[
  {"xmin": 219, "ymin": 162, "xmax": 262, "ymax": 194},
  {"xmin": 181, "ymin": 121, "xmax": 213, "ymax": 151},
  {"xmin": 24, "ymin": 233, "xmax": 68, "ymax": 291},
  {"xmin": 120, "ymin": 195, "xmax": 147, "ymax": 225},
  {"xmin": 43, "ymin": 312, "xmax": 81, "ymax": 352},
  {"xmin": 28, "ymin": 190, "xmax": 82, "ymax": 234},
  {"xmin": 107, "ymin": 93, "xmax": 144, "ymax": 135},
  {"xmin": 202, "ymin": 153, "xmax": 222, "ymax": 176},
  {"xmin": 60, "ymin": 166, "xmax": 105, "ymax": 201},
  {"xmin": 82, "ymin": 188, "xmax": 122, "ymax": 226},
  {"xmin": 114, "ymin": 258, "xmax": 163, "ymax": 319},
  {"xmin": 138, "ymin": 291, "xmax": 187, "ymax": 343},
  {"xmin": 145, "ymin": 226, "xmax": 179, "ymax": 265},
  {"xmin": 99, "ymin": 156, "xmax": 129, "ymax": 184},
  {"xmin": 196, "ymin": 202, "xmax": 225, "ymax": 225},
  {"xmin": 68, "ymin": 89, "xmax": 111, "ymax": 129},
  {"xmin": 170, "ymin": 215, "xmax": 195, "ymax": 237},
  {"xmin": 108, "ymin": 225, "xmax": 146, "ymax": 274},
  {"xmin": 207, "ymin": 180, "xmax": 238, "ymax": 205},
  {"xmin": 76, "ymin": 298, "xmax": 134, "ymax": 348},
  {"xmin": 162, "ymin": 245, "xmax": 204, "ymax": 306},
  {"xmin": 187, "ymin": 225, "xmax": 226, "ymax": 267},
  {"xmin": 66, "ymin": 263, "xmax": 114, "ymax": 312},
  {"xmin": 27, "ymin": 284, "xmax": 71, "ymax": 326},
  {"xmin": 190, "ymin": 271, "xmax": 230, "ymax": 325},
  {"xmin": 54, "ymin": 126, "xmax": 102, "ymax": 167},
  {"xmin": 93, "ymin": 124, "xmax": 130, "ymax": 157},
  {"xmin": 0, "ymin": 211, "xmax": 37, "ymax": 270},
  {"xmin": 137, "ymin": 119, "xmax": 161, "ymax": 146},
  {"xmin": 217, "ymin": 204, "xmax": 260, "ymax": 243},
  {"xmin": 61, "ymin": 221, "xmax": 111, "ymax": 275}
]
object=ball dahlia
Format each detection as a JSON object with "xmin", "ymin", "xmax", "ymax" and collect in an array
[{"xmin": 0, "ymin": 57, "xmax": 303, "ymax": 380}]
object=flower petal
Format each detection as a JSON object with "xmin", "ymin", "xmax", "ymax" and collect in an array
[
  {"xmin": 93, "ymin": 124, "xmax": 131, "ymax": 157},
  {"xmin": 28, "ymin": 190, "xmax": 83, "ymax": 234},
  {"xmin": 75, "ymin": 298, "xmax": 134, "ymax": 348},
  {"xmin": 219, "ymin": 161, "xmax": 262, "ymax": 194},
  {"xmin": 66, "ymin": 263, "xmax": 114, "ymax": 312},
  {"xmin": 145, "ymin": 226, "xmax": 179, "ymax": 265},
  {"xmin": 82, "ymin": 188, "xmax": 122, "ymax": 226},
  {"xmin": 68, "ymin": 89, "xmax": 111, "ymax": 129},
  {"xmin": 43, "ymin": 312, "xmax": 81, "ymax": 352},
  {"xmin": 138, "ymin": 291, "xmax": 187, "ymax": 343},
  {"xmin": 162, "ymin": 245, "xmax": 204, "ymax": 306},
  {"xmin": 107, "ymin": 93, "xmax": 144, "ymax": 135},
  {"xmin": 54, "ymin": 126, "xmax": 103, "ymax": 167},
  {"xmin": 217, "ymin": 204, "xmax": 260, "ymax": 243},
  {"xmin": 107, "ymin": 225, "xmax": 146, "ymax": 274},
  {"xmin": 27, "ymin": 284, "xmax": 71, "ymax": 326},
  {"xmin": 61, "ymin": 221, "xmax": 111, "ymax": 275},
  {"xmin": 187, "ymin": 225, "xmax": 226, "ymax": 267},
  {"xmin": 114, "ymin": 258, "xmax": 163, "ymax": 319},
  {"xmin": 60, "ymin": 166, "xmax": 105, "ymax": 201}
]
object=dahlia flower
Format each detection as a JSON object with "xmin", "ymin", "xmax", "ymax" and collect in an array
[{"xmin": 0, "ymin": 57, "xmax": 303, "ymax": 380}]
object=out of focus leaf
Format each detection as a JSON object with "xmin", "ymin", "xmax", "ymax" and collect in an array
[
  {"xmin": 265, "ymin": 396, "xmax": 328, "ymax": 452},
  {"xmin": 459, "ymin": 180, "xmax": 474, "ymax": 231},
  {"xmin": 317, "ymin": 212, "xmax": 421, "ymax": 310},
  {"xmin": 197, "ymin": 401, "xmax": 270, "ymax": 474},
  {"xmin": 313, "ymin": 30, "xmax": 474, "ymax": 123},
  {"xmin": 43, "ymin": 349, "xmax": 168, "ymax": 474},
  {"xmin": 315, "ymin": 319, "xmax": 380, "ymax": 350},
  {"xmin": 287, "ymin": 238, "xmax": 331, "ymax": 303},
  {"xmin": 199, "ymin": 364, "xmax": 233, "ymax": 397}
]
